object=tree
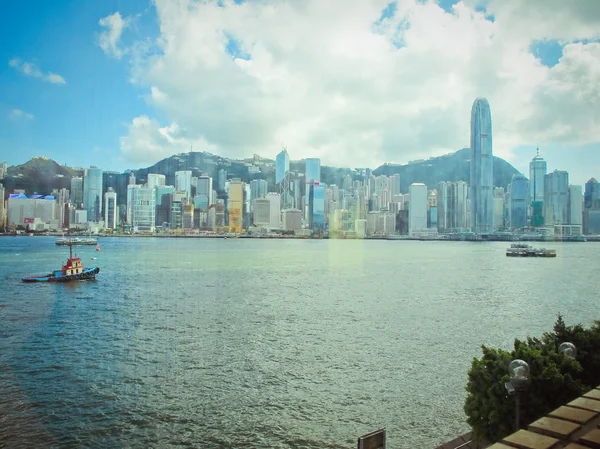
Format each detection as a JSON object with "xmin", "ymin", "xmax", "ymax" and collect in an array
[{"xmin": 464, "ymin": 315, "xmax": 600, "ymax": 443}]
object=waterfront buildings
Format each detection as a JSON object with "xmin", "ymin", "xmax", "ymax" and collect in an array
[
  {"xmin": 70, "ymin": 177, "xmax": 83, "ymax": 208},
  {"xmin": 584, "ymin": 178, "xmax": 600, "ymax": 235},
  {"xmin": 282, "ymin": 209, "xmax": 302, "ymax": 232},
  {"xmin": 228, "ymin": 179, "xmax": 244, "ymax": 232},
  {"xmin": 7, "ymin": 194, "xmax": 57, "ymax": 229},
  {"xmin": 83, "ymin": 167, "xmax": 103, "ymax": 222},
  {"xmin": 509, "ymin": 174, "xmax": 528, "ymax": 229},
  {"xmin": 253, "ymin": 198, "xmax": 270, "ymax": 227},
  {"xmin": 584, "ymin": 178, "xmax": 600, "ymax": 209},
  {"xmin": 470, "ymin": 97, "xmax": 494, "ymax": 234},
  {"xmin": 175, "ymin": 171, "xmax": 193, "ymax": 199},
  {"xmin": 544, "ymin": 170, "xmax": 569, "ymax": 225},
  {"xmin": 104, "ymin": 188, "xmax": 117, "ymax": 229},
  {"xmin": 408, "ymin": 183, "xmax": 427, "ymax": 236},
  {"xmin": 155, "ymin": 185, "xmax": 175, "ymax": 227}
]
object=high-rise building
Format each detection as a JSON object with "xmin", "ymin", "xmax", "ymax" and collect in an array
[
  {"xmin": 509, "ymin": 174, "xmax": 528, "ymax": 230},
  {"xmin": 408, "ymin": 183, "xmax": 427, "ymax": 236},
  {"xmin": 447, "ymin": 181, "xmax": 468, "ymax": 230},
  {"xmin": 282, "ymin": 209, "xmax": 302, "ymax": 232},
  {"xmin": 228, "ymin": 179, "xmax": 244, "ymax": 232},
  {"xmin": 267, "ymin": 193, "xmax": 281, "ymax": 229},
  {"xmin": 0, "ymin": 183, "xmax": 5, "ymax": 231},
  {"xmin": 390, "ymin": 174, "xmax": 401, "ymax": 197},
  {"xmin": 584, "ymin": 178, "xmax": 600, "ymax": 209},
  {"xmin": 544, "ymin": 170, "xmax": 569, "ymax": 225},
  {"xmin": 250, "ymin": 179, "xmax": 268, "ymax": 205},
  {"xmin": 0, "ymin": 162, "xmax": 7, "ymax": 179},
  {"xmin": 104, "ymin": 188, "xmax": 117, "ymax": 229},
  {"xmin": 276, "ymin": 149, "xmax": 289, "ymax": 185},
  {"xmin": 253, "ymin": 198, "xmax": 271, "ymax": 227},
  {"xmin": 155, "ymin": 185, "xmax": 175, "ymax": 227},
  {"xmin": 529, "ymin": 148, "xmax": 547, "ymax": 205},
  {"xmin": 147, "ymin": 174, "xmax": 166, "ymax": 190},
  {"xmin": 568, "ymin": 185, "xmax": 583, "ymax": 226},
  {"xmin": 127, "ymin": 185, "xmax": 156, "ymax": 233},
  {"xmin": 217, "ymin": 169, "xmax": 228, "ymax": 191},
  {"xmin": 195, "ymin": 175, "xmax": 213, "ymax": 210},
  {"xmin": 305, "ymin": 158, "xmax": 321, "ymax": 217},
  {"xmin": 437, "ymin": 182, "xmax": 448, "ymax": 232},
  {"xmin": 70, "ymin": 177, "xmax": 83, "ymax": 208},
  {"xmin": 308, "ymin": 181, "xmax": 325, "ymax": 231},
  {"xmin": 83, "ymin": 166, "xmax": 103, "ymax": 222},
  {"xmin": 470, "ymin": 97, "xmax": 494, "ymax": 233},
  {"xmin": 129, "ymin": 171, "xmax": 136, "ymax": 186},
  {"xmin": 175, "ymin": 171, "xmax": 193, "ymax": 199}
]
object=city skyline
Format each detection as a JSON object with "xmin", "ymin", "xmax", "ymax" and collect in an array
[{"xmin": 1, "ymin": 1, "xmax": 599, "ymax": 185}]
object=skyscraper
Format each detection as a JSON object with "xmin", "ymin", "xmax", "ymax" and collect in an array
[
  {"xmin": 175, "ymin": 171, "xmax": 192, "ymax": 199},
  {"xmin": 308, "ymin": 181, "xmax": 325, "ymax": 231},
  {"xmin": 470, "ymin": 97, "xmax": 494, "ymax": 233},
  {"xmin": 568, "ymin": 185, "xmax": 583, "ymax": 226},
  {"xmin": 544, "ymin": 170, "xmax": 569, "ymax": 225},
  {"xmin": 529, "ymin": 148, "xmax": 547, "ymax": 204},
  {"xmin": 276, "ymin": 149, "xmax": 289, "ymax": 185},
  {"xmin": 408, "ymin": 183, "xmax": 427, "ymax": 236},
  {"xmin": 584, "ymin": 178, "xmax": 600, "ymax": 209},
  {"xmin": 305, "ymin": 158, "xmax": 321, "ymax": 217},
  {"xmin": 195, "ymin": 175, "xmax": 213, "ymax": 210},
  {"xmin": 147, "ymin": 174, "xmax": 166, "ymax": 189},
  {"xmin": 83, "ymin": 167, "xmax": 103, "ymax": 222},
  {"xmin": 70, "ymin": 177, "xmax": 83, "ymax": 208},
  {"xmin": 104, "ymin": 188, "xmax": 117, "ymax": 229},
  {"xmin": 228, "ymin": 179, "xmax": 244, "ymax": 232},
  {"xmin": 509, "ymin": 174, "xmax": 528, "ymax": 229},
  {"xmin": 0, "ymin": 183, "xmax": 5, "ymax": 231}
]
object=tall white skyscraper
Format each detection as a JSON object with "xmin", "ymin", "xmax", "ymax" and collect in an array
[
  {"xmin": 470, "ymin": 97, "xmax": 494, "ymax": 233},
  {"xmin": 175, "ymin": 170, "xmax": 193, "ymax": 199},
  {"xmin": 104, "ymin": 188, "xmax": 117, "ymax": 229},
  {"xmin": 127, "ymin": 185, "xmax": 156, "ymax": 232},
  {"xmin": 390, "ymin": 174, "xmax": 401, "ymax": 197},
  {"xmin": 529, "ymin": 148, "xmax": 547, "ymax": 204},
  {"xmin": 544, "ymin": 170, "xmax": 569, "ymax": 225},
  {"xmin": 147, "ymin": 174, "xmax": 166, "ymax": 189},
  {"xmin": 408, "ymin": 183, "xmax": 427, "ymax": 236}
]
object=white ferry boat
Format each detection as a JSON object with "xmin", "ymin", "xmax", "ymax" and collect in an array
[
  {"xmin": 506, "ymin": 243, "xmax": 556, "ymax": 258},
  {"xmin": 55, "ymin": 237, "xmax": 98, "ymax": 246}
]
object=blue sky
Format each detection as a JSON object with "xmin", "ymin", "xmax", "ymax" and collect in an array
[
  {"xmin": 0, "ymin": 0, "xmax": 157, "ymax": 171},
  {"xmin": 1, "ymin": 0, "xmax": 598, "ymax": 186}
]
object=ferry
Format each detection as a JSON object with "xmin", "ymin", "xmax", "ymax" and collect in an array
[
  {"xmin": 506, "ymin": 243, "xmax": 556, "ymax": 258},
  {"xmin": 56, "ymin": 237, "xmax": 98, "ymax": 246},
  {"xmin": 22, "ymin": 243, "xmax": 100, "ymax": 282}
]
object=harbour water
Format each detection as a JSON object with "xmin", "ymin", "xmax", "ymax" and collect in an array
[{"xmin": 1, "ymin": 237, "xmax": 598, "ymax": 448}]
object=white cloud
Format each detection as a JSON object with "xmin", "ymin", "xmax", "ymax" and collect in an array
[
  {"xmin": 9, "ymin": 109, "xmax": 34, "ymax": 120},
  {"xmin": 120, "ymin": 115, "xmax": 218, "ymax": 166},
  {"xmin": 115, "ymin": 0, "xmax": 600, "ymax": 170},
  {"xmin": 98, "ymin": 12, "xmax": 130, "ymax": 59},
  {"xmin": 8, "ymin": 58, "xmax": 66, "ymax": 84}
]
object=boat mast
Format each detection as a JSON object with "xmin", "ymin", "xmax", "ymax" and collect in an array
[{"xmin": 69, "ymin": 241, "xmax": 73, "ymax": 260}]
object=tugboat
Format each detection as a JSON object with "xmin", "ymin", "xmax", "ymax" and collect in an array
[
  {"xmin": 22, "ymin": 243, "xmax": 100, "ymax": 282},
  {"xmin": 506, "ymin": 243, "xmax": 556, "ymax": 258}
]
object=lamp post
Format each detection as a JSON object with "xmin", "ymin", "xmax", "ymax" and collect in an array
[{"xmin": 505, "ymin": 359, "xmax": 530, "ymax": 432}]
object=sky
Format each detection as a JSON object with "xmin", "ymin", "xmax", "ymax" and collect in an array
[{"xmin": 1, "ymin": 0, "xmax": 599, "ymax": 185}]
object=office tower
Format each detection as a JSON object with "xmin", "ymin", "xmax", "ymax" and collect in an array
[
  {"xmin": 276, "ymin": 149, "xmax": 289, "ymax": 185},
  {"xmin": 493, "ymin": 188, "xmax": 505, "ymax": 230},
  {"xmin": 83, "ymin": 166, "xmax": 103, "ymax": 222},
  {"xmin": 155, "ymin": 185, "xmax": 175, "ymax": 227},
  {"xmin": 147, "ymin": 174, "xmax": 166, "ymax": 189},
  {"xmin": 308, "ymin": 181, "xmax": 325, "ymax": 231},
  {"xmin": 175, "ymin": 171, "xmax": 192, "ymax": 199},
  {"xmin": 267, "ymin": 193, "xmax": 281, "ymax": 229},
  {"xmin": 448, "ymin": 181, "xmax": 468, "ymax": 230},
  {"xmin": 568, "ymin": 185, "xmax": 583, "ymax": 226},
  {"xmin": 217, "ymin": 169, "xmax": 227, "ymax": 191},
  {"xmin": 282, "ymin": 209, "xmax": 302, "ymax": 232},
  {"xmin": 228, "ymin": 179, "xmax": 244, "ymax": 232},
  {"xmin": 104, "ymin": 188, "xmax": 117, "ymax": 229},
  {"xmin": 470, "ymin": 97, "xmax": 494, "ymax": 233},
  {"xmin": 253, "ymin": 198, "xmax": 271, "ymax": 227},
  {"xmin": 408, "ymin": 183, "xmax": 427, "ymax": 236},
  {"xmin": 529, "ymin": 147, "xmax": 547, "ymax": 205},
  {"xmin": 250, "ymin": 179, "xmax": 268, "ymax": 205},
  {"xmin": 509, "ymin": 174, "xmax": 528, "ymax": 229},
  {"xmin": 127, "ymin": 185, "xmax": 156, "ymax": 232},
  {"xmin": 343, "ymin": 174, "xmax": 353, "ymax": 192},
  {"xmin": 129, "ymin": 172, "xmax": 136, "ymax": 186},
  {"xmin": 437, "ymin": 182, "xmax": 448, "ymax": 232},
  {"xmin": 584, "ymin": 178, "xmax": 600, "ymax": 209},
  {"xmin": 305, "ymin": 158, "xmax": 321, "ymax": 217},
  {"xmin": 544, "ymin": 170, "xmax": 569, "ymax": 225},
  {"xmin": 195, "ymin": 175, "xmax": 213, "ymax": 210},
  {"xmin": 390, "ymin": 174, "xmax": 401, "ymax": 197},
  {"xmin": 70, "ymin": 177, "xmax": 83, "ymax": 208},
  {"xmin": 0, "ymin": 183, "xmax": 5, "ymax": 231},
  {"xmin": 0, "ymin": 162, "xmax": 6, "ymax": 179},
  {"xmin": 7, "ymin": 194, "xmax": 56, "ymax": 229}
]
